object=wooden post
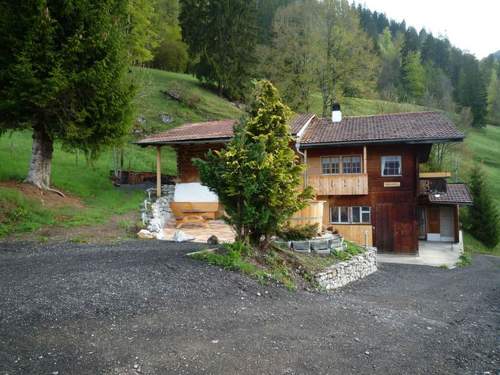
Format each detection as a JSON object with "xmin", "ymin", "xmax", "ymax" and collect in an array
[
  {"xmin": 156, "ymin": 146, "xmax": 161, "ymax": 198},
  {"xmin": 363, "ymin": 146, "xmax": 367, "ymax": 173}
]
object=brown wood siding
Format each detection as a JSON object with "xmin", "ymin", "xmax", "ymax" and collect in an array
[
  {"xmin": 313, "ymin": 144, "xmax": 421, "ymax": 253},
  {"xmin": 174, "ymin": 143, "xmax": 223, "ymax": 182},
  {"xmin": 428, "ymin": 206, "xmax": 440, "ymax": 233}
]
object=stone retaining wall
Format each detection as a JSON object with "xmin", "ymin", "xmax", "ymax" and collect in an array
[{"xmin": 315, "ymin": 248, "xmax": 377, "ymax": 290}]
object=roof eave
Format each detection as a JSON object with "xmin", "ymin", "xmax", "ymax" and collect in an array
[
  {"xmin": 133, "ymin": 137, "xmax": 232, "ymax": 147},
  {"xmin": 299, "ymin": 136, "xmax": 464, "ymax": 148}
]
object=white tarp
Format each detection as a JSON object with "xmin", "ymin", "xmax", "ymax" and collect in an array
[{"xmin": 173, "ymin": 182, "xmax": 219, "ymax": 203}]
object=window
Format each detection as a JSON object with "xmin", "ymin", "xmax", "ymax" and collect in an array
[
  {"xmin": 352, "ymin": 206, "xmax": 371, "ymax": 223},
  {"xmin": 321, "ymin": 157, "xmax": 340, "ymax": 175},
  {"xmin": 381, "ymin": 156, "xmax": 402, "ymax": 176},
  {"xmin": 331, "ymin": 206, "xmax": 371, "ymax": 224},
  {"xmin": 321, "ymin": 155, "xmax": 362, "ymax": 175},
  {"xmin": 343, "ymin": 156, "xmax": 362, "ymax": 174}
]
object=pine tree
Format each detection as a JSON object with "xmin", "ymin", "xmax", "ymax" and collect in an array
[
  {"xmin": 0, "ymin": 0, "xmax": 135, "ymax": 190},
  {"xmin": 194, "ymin": 81, "xmax": 313, "ymax": 250},
  {"xmin": 468, "ymin": 166, "xmax": 499, "ymax": 248},
  {"xmin": 179, "ymin": 0, "xmax": 257, "ymax": 99}
]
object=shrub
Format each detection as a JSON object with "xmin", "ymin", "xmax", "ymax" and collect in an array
[{"xmin": 277, "ymin": 223, "xmax": 319, "ymax": 241}]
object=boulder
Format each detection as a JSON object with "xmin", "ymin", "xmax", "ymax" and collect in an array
[
  {"xmin": 137, "ymin": 229, "xmax": 155, "ymax": 239},
  {"xmin": 207, "ymin": 235, "xmax": 219, "ymax": 245}
]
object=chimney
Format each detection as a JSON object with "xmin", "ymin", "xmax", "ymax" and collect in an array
[{"xmin": 331, "ymin": 102, "xmax": 342, "ymax": 123}]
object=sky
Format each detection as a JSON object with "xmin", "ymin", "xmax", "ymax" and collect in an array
[{"xmin": 355, "ymin": 0, "xmax": 500, "ymax": 59}]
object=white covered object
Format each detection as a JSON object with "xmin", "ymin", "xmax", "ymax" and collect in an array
[
  {"xmin": 174, "ymin": 183, "xmax": 218, "ymax": 203},
  {"xmin": 172, "ymin": 230, "xmax": 195, "ymax": 242}
]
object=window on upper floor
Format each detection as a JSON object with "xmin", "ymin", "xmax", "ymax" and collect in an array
[
  {"xmin": 342, "ymin": 156, "xmax": 362, "ymax": 174},
  {"xmin": 321, "ymin": 155, "xmax": 362, "ymax": 175},
  {"xmin": 381, "ymin": 155, "xmax": 402, "ymax": 176},
  {"xmin": 321, "ymin": 156, "xmax": 340, "ymax": 174}
]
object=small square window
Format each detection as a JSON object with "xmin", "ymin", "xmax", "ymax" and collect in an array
[
  {"xmin": 322, "ymin": 157, "xmax": 340, "ymax": 175},
  {"xmin": 361, "ymin": 206, "xmax": 371, "ymax": 223},
  {"xmin": 330, "ymin": 207, "xmax": 340, "ymax": 223},
  {"xmin": 340, "ymin": 207, "xmax": 349, "ymax": 223},
  {"xmin": 381, "ymin": 156, "xmax": 402, "ymax": 176}
]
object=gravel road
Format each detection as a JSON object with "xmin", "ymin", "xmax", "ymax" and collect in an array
[{"xmin": 0, "ymin": 240, "xmax": 498, "ymax": 374}]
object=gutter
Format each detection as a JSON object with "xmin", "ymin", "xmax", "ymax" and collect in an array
[{"xmin": 294, "ymin": 114, "xmax": 315, "ymax": 187}]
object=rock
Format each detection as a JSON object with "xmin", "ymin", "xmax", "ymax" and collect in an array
[
  {"xmin": 207, "ymin": 235, "xmax": 219, "ymax": 245},
  {"xmin": 172, "ymin": 230, "xmax": 195, "ymax": 242},
  {"xmin": 137, "ymin": 229, "xmax": 155, "ymax": 240}
]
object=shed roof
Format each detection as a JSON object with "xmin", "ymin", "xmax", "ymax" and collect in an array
[{"xmin": 428, "ymin": 183, "xmax": 473, "ymax": 205}]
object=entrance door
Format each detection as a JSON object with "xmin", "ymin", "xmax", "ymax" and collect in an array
[
  {"xmin": 417, "ymin": 207, "xmax": 426, "ymax": 240},
  {"xmin": 440, "ymin": 206, "xmax": 454, "ymax": 241}
]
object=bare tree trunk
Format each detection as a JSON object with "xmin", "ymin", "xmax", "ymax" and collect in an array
[{"xmin": 25, "ymin": 126, "xmax": 53, "ymax": 189}]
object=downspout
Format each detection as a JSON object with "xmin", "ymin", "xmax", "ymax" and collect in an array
[{"xmin": 295, "ymin": 140, "xmax": 308, "ymax": 187}]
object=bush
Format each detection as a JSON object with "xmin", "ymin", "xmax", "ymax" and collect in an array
[{"xmin": 277, "ymin": 223, "xmax": 319, "ymax": 241}]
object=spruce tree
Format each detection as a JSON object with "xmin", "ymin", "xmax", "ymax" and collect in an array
[
  {"xmin": 194, "ymin": 81, "xmax": 313, "ymax": 250},
  {"xmin": 468, "ymin": 166, "xmax": 499, "ymax": 248},
  {"xmin": 0, "ymin": 0, "xmax": 135, "ymax": 190},
  {"xmin": 402, "ymin": 51, "xmax": 426, "ymax": 101}
]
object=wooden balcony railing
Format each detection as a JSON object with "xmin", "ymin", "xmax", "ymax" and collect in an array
[{"xmin": 307, "ymin": 174, "xmax": 368, "ymax": 196}]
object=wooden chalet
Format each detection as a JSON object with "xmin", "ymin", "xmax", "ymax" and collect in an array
[{"xmin": 136, "ymin": 109, "xmax": 472, "ymax": 254}]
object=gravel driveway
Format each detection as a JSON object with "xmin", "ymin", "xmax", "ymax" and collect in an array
[{"xmin": 0, "ymin": 240, "xmax": 498, "ymax": 375}]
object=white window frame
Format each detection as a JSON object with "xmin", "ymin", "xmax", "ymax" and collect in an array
[
  {"xmin": 381, "ymin": 155, "xmax": 402, "ymax": 177},
  {"xmin": 330, "ymin": 206, "xmax": 371, "ymax": 224}
]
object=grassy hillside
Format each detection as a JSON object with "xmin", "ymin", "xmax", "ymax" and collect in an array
[{"xmin": 461, "ymin": 125, "xmax": 500, "ymax": 208}]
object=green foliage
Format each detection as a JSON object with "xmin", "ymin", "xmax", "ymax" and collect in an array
[
  {"xmin": 194, "ymin": 80, "xmax": 313, "ymax": 250},
  {"xmin": 0, "ymin": 0, "xmax": 135, "ymax": 156},
  {"xmin": 466, "ymin": 165, "xmax": 499, "ymax": 248},
  {"xmin": 277, "ymin": 223, "xmax": 319, "ymax": 241},
  {"xmin": 179, "ymin": 0, "xmax": 257, "ymax": 99},
  {"xmin": 463, "ymin": 231, "xmax": 500, "ymax": 257},
  {"xmin": 456, "ymin": 253, "xmax": 472, "ymax": 268},
  {"xmin": 486, "ymin": 70, "xmax": 500, "ymax": 125},
  {"xmin": 402, "ymin": 51, "xmax": 426, "ymax": 101},
  {"xmin": 456, "ymin": 54, "xmax": 488, "ymax": 127}
]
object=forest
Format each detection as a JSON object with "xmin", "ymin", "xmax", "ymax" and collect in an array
[{"xmin": 139, "ymin": 0, "xmax": 499, "ymax": 127}]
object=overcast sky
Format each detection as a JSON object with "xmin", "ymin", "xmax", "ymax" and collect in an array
[{"xmin": 355, "ymin": 0, "xmax": 500, "ymax": 59}]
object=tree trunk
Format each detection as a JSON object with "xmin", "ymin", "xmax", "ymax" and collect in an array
[{"xmin": 25, "ymin": 126, "xmax": 54, "ymax": 189}]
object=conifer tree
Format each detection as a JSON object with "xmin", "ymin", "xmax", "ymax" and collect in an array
[
  {"xmin": 467, "ymin": 166, "xmax": 499, "ymax": 248},
  {"xmin": 402, "ymin": 51, "xmax": 426, "ymax": 101},
  {"xmin": 194, "ymin": 81, "xmax": 313, "ymax": 250},
  {"xmin": 0, "ymin": 0, "xmax": 135, "ymax": 190}
]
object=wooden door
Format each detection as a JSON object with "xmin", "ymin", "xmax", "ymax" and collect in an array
[
  {"xmin": 375, "ymin": 203, "xmax": 393, "ymax": 252},
  {"xmin": 417, "ymin": 207, "xmax": 426, "ymax": 239}
]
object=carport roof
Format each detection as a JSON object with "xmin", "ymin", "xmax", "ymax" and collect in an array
[{"xmin": 428, "ymin": 183, "xmax": 473, "ymax": 205}]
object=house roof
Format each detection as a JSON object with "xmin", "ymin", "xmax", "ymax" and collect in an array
[
  {"xmin": 135, "ymin": 114, "xmax": 314, "ymax": 146},
  {"xmin": 135, "ymin": 111, "xmax": 464, "ymax": 146},
  {"xmin": 428, "ymin": 183, "xmax": 473, "ymax": 205},
  {"xmin": 300, "ymin": 111, "xmax": 464, "ymax": 146}
]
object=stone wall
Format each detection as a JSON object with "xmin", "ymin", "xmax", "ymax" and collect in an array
[
  {"xmin": 315, "ymin": 248, "xmax": 377, "ymax": 290},
  {"xmin": 141, "ymin": 185, "xmax": 175, "ymax": 237}
]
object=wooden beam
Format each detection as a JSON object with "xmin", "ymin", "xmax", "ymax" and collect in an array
[
  {"xmin": 363, "ymin": 146, "xmax": 367, "ymax": 173},
  {"xmin": 156, "ymin": 146, "xmax": 161, "ymax": 198}
]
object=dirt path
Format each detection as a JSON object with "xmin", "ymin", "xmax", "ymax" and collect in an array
[{"xmin": 0, "ymin": 240, "xmax": 498, "ymax": 374}]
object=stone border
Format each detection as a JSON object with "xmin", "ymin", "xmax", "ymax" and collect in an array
[{"xmin": 315, "ymin": 248, "xmax": 377, "ymax": 290}]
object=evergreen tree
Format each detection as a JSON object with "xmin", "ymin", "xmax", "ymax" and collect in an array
[
  {"xmin": 179, "ymin": 0, "xmax": 257, "ymax": 99},
  {"xmin": 467, "ymin": 166, "xmax": 499, "ymax": 248},
  {"xmin": 0, "ymin": 0, "xmax": 135, "ymax": 190},
  {"xmin": 194, "ymin": 81, "xmax": 313, "ymax": 250},
  {"xmin": 402, "ymin": 51, "xmax": 426, "ymax": 101},
  {"xmin": 457, "ymin": 54, "xmax": 488, "ymax": 127}
]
